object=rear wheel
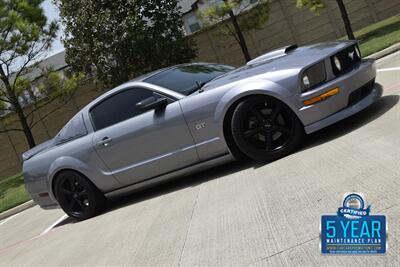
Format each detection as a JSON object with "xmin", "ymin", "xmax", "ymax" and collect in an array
[
  {"xmin": 54, "ymin": 171, "xmax": 105, "ymax": 220},
  {"xmin": 231, "ymin": 95, "xmax": 303, "ymax": 162}
]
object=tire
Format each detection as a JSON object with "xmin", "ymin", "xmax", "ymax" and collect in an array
[
  {"xmin": 231, "ymin": 95, "xmax": 303, "ymax": 162},
  {"xmin": 54, "ymin": 170, "xmax": 106, "ymax": 220}
]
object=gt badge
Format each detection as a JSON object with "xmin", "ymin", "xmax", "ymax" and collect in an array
[{"xmin": 195, "ymin": 122, "xmax": 206, "ymax": 130}]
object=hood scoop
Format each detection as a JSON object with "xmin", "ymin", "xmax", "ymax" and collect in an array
[{"xmin": 247, "ymin": 44, "xmax": 297, "ymax": 66}]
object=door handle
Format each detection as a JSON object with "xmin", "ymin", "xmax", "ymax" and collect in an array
[{"xmin": 98, "ymin": 137, "xmax": 112, "ymax": 147}]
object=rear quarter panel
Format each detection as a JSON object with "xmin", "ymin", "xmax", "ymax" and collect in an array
[{"xmin": 24, "ymin": 133, "xmax": 121, "ymax": 204}]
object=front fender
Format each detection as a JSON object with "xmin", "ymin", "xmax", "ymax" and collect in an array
[{"xmin": 214, "ymin": 79, "xmax": 298, "ymax": 137}]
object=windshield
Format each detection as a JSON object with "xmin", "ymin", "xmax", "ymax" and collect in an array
[{"xmin": 144, "ymin": 64, "xmax": 235, "ymax": 95}]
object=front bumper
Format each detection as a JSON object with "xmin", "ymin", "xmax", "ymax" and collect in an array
[
  {"xmin": 293, "ymin": 59, "xmax": 381, "ymax": 133},
  {"xmin": 304, "ymin": 82, "xmax": 382, "ymax": 134}
]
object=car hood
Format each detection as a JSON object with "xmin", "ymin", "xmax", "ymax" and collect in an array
[
  {"xmin": 201, "ymin": 41, "xmax": 356, "ymax": 91},
  {"xmin": 22, "ymin": 139, "xmax": 55, "ymax": 161}
]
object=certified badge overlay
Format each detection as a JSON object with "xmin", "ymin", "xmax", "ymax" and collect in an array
[{"xmin": 320, "ymin": 193, "xmax": 387, "ymax": 254}]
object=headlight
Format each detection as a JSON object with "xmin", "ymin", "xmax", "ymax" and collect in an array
[
  {"xmin": 301, "ymin": 61, "xmax": 326, "ymax": 92},
  {"xmin": 355, "ymin": 45, "xmax": 361, "ymax": 58},
  {"xmin": 333, "ymin": 56, "xmax": 342, "ymax": 71}
]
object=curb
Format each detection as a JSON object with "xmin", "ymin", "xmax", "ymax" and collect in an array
[
  {"xmin": 367, "ymin": 43, "xmax": 400, "ymax": 60},
  {"xmin": 0, "ymin": 200, "xmax": 36, "ymax": 221}
]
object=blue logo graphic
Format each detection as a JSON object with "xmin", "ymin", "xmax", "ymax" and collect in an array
[
  {"xmin": 337, "ymin": 193, "xmax": 371, "ymax": 218},
  {"xmin": 320, "ymin": 193, "xmax": 387, "ymax": 254}
]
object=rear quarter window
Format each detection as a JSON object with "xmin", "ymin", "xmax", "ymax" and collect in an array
[{"xmin": 55, "ymin": 114, "xmax": 88, "ymax": 144}]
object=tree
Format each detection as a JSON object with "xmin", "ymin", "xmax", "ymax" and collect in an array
[
  {"xmin": 56, "ymin": 0, "xmax": 197, "ymax": 85},
  {"xmin": 0, "ymin": 0, "xmax": 60, "ymax": 148},
  {"xmin": 296, "ymin": 0, "xmax": 355, "ymax": 40},
  {"xmin": 200, "ymin": 0, "xmax": 270, "ymax": 62},
  {"xmin": 0, "ymin": 69, "xmax": 84, "ymax": 148}
]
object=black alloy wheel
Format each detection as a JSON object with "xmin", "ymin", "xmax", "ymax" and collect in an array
[
  {"xmin": 55, "ymin": 171, "xmax": 105, "ymax": 220},
  {"xmin": 231, "ymin": 95, "xmax": 303, "ymax": 162}
]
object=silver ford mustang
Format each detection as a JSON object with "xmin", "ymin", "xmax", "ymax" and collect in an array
[{"xmin": 23, "ymin": 41, "xmax": 381, "ymax": 220}]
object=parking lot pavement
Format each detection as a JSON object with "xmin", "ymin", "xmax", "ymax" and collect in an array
[
  {"xmin": 0, "ymin": 206, "xmax": 65, "ymax": 252},
  {"xmin": 1, "ymin": 52, "xmax": 400, "ymax": 266}
]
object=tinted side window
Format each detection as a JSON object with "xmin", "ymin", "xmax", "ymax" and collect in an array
[
  {"xmin": 90, "ymin": 88, "xmax": 154, "ymax": 131},
  {"xmin": 56, "ymin": 114, "xmax": 87, "ymax": 144}
]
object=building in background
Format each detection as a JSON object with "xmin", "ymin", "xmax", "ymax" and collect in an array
[
  {"xmin": 0, "ymin": 51, "xmax": 68, "ymax": 116},
  {"xmin": 179, "ymin": 0, "xmax": 201, "ymax": 35}
]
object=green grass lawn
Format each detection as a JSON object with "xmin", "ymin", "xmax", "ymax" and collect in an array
[
  {"xmin": 0, "ymin": 174, "xmax": 31, "ymax": 214},
  {"xmin": 356, "ymin": 15, "xmax": 400, "ymax": 57}
]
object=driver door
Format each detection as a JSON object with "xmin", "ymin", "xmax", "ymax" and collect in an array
[{"xmin": 91, "ymin": 87, "xmax": 199, "ymax": 185}]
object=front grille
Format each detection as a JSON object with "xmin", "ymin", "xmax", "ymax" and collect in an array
[
  {"xmin": 348, "ymin": 79, "xmax": 375, "ymax": 106},
  {"xmin": 331, "ymin": 45, "xmax": 361, "ymax": 76}
]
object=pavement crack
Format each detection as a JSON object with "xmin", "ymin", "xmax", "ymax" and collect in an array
[
  {"xmin": 177, "ymin": 184, "xmax": 202, "ymax": 267},
  {"xmin": 242, "ymin": 236, "xmax": 319, "ymax": 267},
  {"xmin": 377, "ymin": 203, "xmax": 399, "ymax": 213}
]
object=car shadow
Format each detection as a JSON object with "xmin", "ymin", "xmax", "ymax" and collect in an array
[
  {"xmin": 78, "ymin": 94, "xmax": 399, "ymax": 220},
  {"xmin": 104, "ymin": 158, "xmax": 255, "ymax": 214},
  {"xmin": 53, "ymin": 159, "xmax": 255, "ymax": 226}
]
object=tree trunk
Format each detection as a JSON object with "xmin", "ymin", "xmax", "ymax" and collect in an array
[
  {"xmin": 336, "ymin": 0, "xmax": 355, "ymax": 40},
  {"xmin": 1, "ymin": 76, "xmax": 36, "ymax": 149},
  {"xmin": 15, "ymin": 104, "xmax": 36, "ymax": 148},
  {"xmin": 227, "ymin": 9, "xmax": 251, "ymax": 62}
]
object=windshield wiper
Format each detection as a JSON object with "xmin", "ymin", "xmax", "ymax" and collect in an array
[{"xmin": 185, "ymin": 81, "xmax": 207, "ymax": 95}]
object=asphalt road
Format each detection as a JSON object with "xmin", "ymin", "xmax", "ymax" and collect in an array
[{"xmin": 1, "ymin": 52, "xmax": 400, "ymax": 266}]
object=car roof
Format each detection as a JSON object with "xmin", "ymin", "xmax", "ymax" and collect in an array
[{"xmin": 130, "ymin": 62, "xmax": 228, "ymax": 82}]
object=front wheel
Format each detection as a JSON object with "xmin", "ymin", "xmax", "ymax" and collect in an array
[
  {"xmin": 231, "ymin": 95, "xmax": 303, "ymax": 162},
  {"xmin": 55, "ymin": 171, "xmax": 106, "ymax": 220}
]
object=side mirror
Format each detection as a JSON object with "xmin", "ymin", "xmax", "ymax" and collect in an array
[{"xmin": 136, "ymin": 96, "xmax": 168, "ymax": 112}]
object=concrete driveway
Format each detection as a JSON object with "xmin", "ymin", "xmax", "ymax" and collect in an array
[{"xmin": 1, "ymin": 52, "xmax": 400, "ymax": 266}]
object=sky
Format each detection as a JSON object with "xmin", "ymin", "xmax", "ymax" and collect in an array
[{"xmin": 41, "ymin": 0, "xmax": 65, "ymax": 56}]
